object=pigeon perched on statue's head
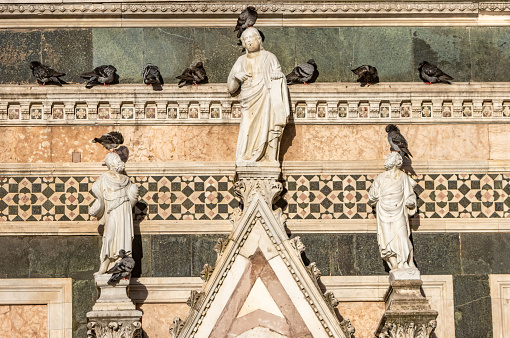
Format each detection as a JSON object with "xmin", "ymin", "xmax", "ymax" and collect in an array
[
  {"xmin": 29, "ymin": 61, "xmax": 66, "ymax": 86},
  {"xmin": 176, "ymin": 62, "xmax": 208, "ymax": 87},
  {"xmin": 142, "ymin": 63, "xmax": 164, "ymax": 86},
  {"xmin": 234, "ymin": 6, "xmax": 258, "ymax": 38},
  {"xmin": 286, "ymin": 59, "xmax": 319, "ymax": 85},
  {"xmin": 418, "ymin": 61, "xmax": 453, "ymax": 84},
  {"xmin": 385, "ymin": 124, "xmax": 412, "ymax": 159},
  {"xmin": 81, "ymin": 65, "xmax": 117, "ymax": 88},
  {"xmin": 351, "ymin": 65, "xmax": 379, "ymax": 87},
  {"xmin": 92, "ymin": 131, "xmax": 124, "ymax": 151},
  {"xmin": 106, "ymin": 249, "xmax": 135, "ymax": 284}
]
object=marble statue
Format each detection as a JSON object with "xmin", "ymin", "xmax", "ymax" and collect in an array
[
  {"xmin": 368, "ymin": 152, "xmax": 419, "ymax": 279},
  {"xmin": 227, "ymin": 27, "xmax": 290, "ymax": 164},
  {"xmin": 90, "ymin": 152, "xmax": 139, "ymax": 274}
]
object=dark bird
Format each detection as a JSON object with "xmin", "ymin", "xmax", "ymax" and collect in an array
[
  {"xmin": 418, "ymin": 61, "xmax": 453, "ymax": 84},
  {"xmin": 286, "ymin": 59, "xmax": 319, "ymax": 85},
  {"xmin": 92, "ymin": 131, "xmax": 124, "ymax": 151},
  {"xmin": 234, "ymin": 6, "xmax": 258, "ymax": 38},
  {"xmin": 81, "ymin": 65, "xmax": 117, "ymax": 88},
  {"xmin": 106, "ymin": 249, "xmax": 135, "ymax": 284},
  {"xmin": 29, "ymin": 61, "xmax": 66, "ymax": 86},
  {"xmin": 386, "ymin": 124, "xmax": 412, "ymax": 159},
  {"xmin": 176, "ymin": 62, "xmax": 208, "ymax": 87},
  {"xmin": 142, "ymin": 63, "xmax": 164, "ymax": 86},
  {"xmin": 351, "ymin": 65, "xmax": 379, "ymax": 87}
]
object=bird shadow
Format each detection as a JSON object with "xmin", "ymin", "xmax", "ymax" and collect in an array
[{"xmin": 151, "ymin": 84, "xmax": 163, "ymax": 91}]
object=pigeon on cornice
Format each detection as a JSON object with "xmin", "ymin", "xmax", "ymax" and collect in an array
[
  {"xmin": 286, "ymin": 59, "xmax": 319, "ymax": 85},
  {"xmin": 142, "ymin": 63, "xmax": 164, "ymax": 86},
  {"xmin": 351, "ymin": 65, "xmax": 379, "ymax": 87},
  {"xmin": 29, "ymin": 61, "xmax": 66, "ymax": 86},
  {"xmin": 176, "ymin": 62, "xmax": 208, "ymax": 87},
  {"xmin": 81, "ymin": 65, "xmax": 117, "ymax": 88},
  {"xmin": 418, "ymin": 61, "xmax": 453, "ymax": 84}
]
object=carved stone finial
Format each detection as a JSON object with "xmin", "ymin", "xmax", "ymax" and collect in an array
[
  {"xmin": 186, "ymin": 290, "xmax": 203, "ymax": 310},
  {"xmin": 340, "ymin": 318, "xmax": 356, "ymax": 338},
  {"xmin": 200, "ymin": 263, "xmax": 214, "ymax": 282},
  {"xmin": 169, "ymin": 317, "xmax": 184, "ymax": 338},
  {"xmin": 323, "ymin": 291, "xmax": 339, "ymax": 312},
  {"xmin": 289, "ymin": 236, "xmax": 306, "ymax": 256},
  {"xmin": 306, "ymin": 262, "xmax": 321, "ymax": 281}
]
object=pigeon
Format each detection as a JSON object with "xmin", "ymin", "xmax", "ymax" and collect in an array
[
  {"xmin": 386, "ymin": 124, "xmax": 412, "ymax": 159},
  {"xmin": 92, "ymin": 131, "xmax": 124, "ymax": 151},
  {"xmin": 351, "ymin": 65, "xmax": 379, "ymax": 87},
  {"xmin": 142, "ymin": 63, "xmax": 164, "ymax": 86},
  {"xmin": 234, "ymin": 6, "xmax": 258, "ymax": 38},
  {"xmin": 106, "ymin": 249, "xmax": 135, "ymax": 284},
  {"xmin": 286, "ymin": 59, "xmax": 319, "ymax": 85},
  {"xmin": 81, "ymin": 65, "xmax": 117, "ymax": 88},
  {"xmin": 29, "ymin": 61, "xmax": 66, "ymax": 86},
  {"xmin": 176, "ymin": 62, "xmax": 208, "ymax": 87},
  {"xmin": 418, "ymin": 61, "xmax": 453, "ymax": 84}
]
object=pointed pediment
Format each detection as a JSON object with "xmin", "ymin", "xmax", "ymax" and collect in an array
[{"xmin": 177, "ymin": 186, "xmax": 348, "ymax": 338}]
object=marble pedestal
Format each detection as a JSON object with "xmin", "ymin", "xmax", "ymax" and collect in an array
[
  {"xmin": 86, "ymin": 274, "xmax": 142, "ymax": 338},
  {"xmin": 376, "ymin": 280, "xmax": 438, "ymax": 338}
]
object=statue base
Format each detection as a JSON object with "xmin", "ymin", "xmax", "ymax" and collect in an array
[
  {"xmin": 86, "ymin": 274, "xmax": 142, "ymax": 338},
  {"xmin": 375, "ymin": 280, "xmax": 438, "ymax": 338},
  {"xmin": 389, "ymin": 267, "xmax": 421, "ymax": 283},
  {"xmin": 235, "ymin": 161, "xmax": 281, "ymax": 180}
]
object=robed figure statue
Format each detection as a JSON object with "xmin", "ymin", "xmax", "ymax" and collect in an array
[
  {"xmin": 90, "ymin": 152, "xmax": 139, "ymax": 274},
  {"xmin": 227, "ymin": 27, "xmax": 290, "ymax": 164}
]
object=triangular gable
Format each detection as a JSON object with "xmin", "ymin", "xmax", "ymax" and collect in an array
[{"xmin": 176, "ymin": 186, "xmax": 350, "ymax": 338}]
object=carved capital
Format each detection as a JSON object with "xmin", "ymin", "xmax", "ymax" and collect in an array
[
  {"xmin": 234, "ymin": 177, "xmax": 282, "ymax": 207},
  {"xmin": 87, "ymin": 320, "xmax": 142, "ymax": 338},
  {"xmin": 378, "ymin": 320, "xmax": 437, "ymax": 338}
]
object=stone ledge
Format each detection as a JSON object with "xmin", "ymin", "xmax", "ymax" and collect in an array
[{"xmin": 2, "ymin": 83, "xmax": 510, "ymax": 125}]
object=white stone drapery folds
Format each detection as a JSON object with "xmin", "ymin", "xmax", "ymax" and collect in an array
[{"xmin": 228, "ymin": 50, "xmax": 290, "ymax": 163}]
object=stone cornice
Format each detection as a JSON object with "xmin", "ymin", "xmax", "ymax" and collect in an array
[
  {"xmin": 2, "ymin": 83, "xmax": 510, "ymax": 126},
  {"xmin": 1, "ymin": 2, "xmax": 510, "ymax": 27}
]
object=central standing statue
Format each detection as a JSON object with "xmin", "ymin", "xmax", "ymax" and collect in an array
[{"xmin": 227, "ymin": 27, "xmax": 290, "ymax": 164}]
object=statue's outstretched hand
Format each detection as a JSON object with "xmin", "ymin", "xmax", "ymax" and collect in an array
[
  {"xmin": 270, "ymin": 72, "xmax": 285, "ymax": 80},
  {"xmin": 235, "ymin": 72, "xmax": 251, "ymax": 83}
]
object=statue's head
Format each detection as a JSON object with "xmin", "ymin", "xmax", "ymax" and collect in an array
[
  {"xmin": 105, "ymin": 152, "xmax": 125, "ymax": 174},
  {"xmin": 241, "ymin": 27, "xmax": 263, "ymax": 53},
  {"xmin": 384, "ymin": 152, "xmax": 403, "ymax": 170}
]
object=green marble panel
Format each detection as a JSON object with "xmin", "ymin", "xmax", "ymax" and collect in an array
[
  {"xmin": 191, "ymin": 234, "xmax": 226, "ymax": 277},
  {"xmin": 411, "ymin": 27, "xmax": 470, "ymax": 82},
  {"xmin": 93, "ymin": 28, "xmax": 143, "ymax": 83},
  {"xmin": 192, "ymin": 28, "xmax": 241, "ymax": 84},
  {"xmin": 297, "ymin": 233, "xmax": 332, "ymax": 275},
  {"xmin": 295, "ymin": 28, "xmax": 341, "ymax": 82},
  {"xmin": 0, "ymin": 30, "xmax": 41, "ymax": 84},
  {"xmin": 152, "ymin": 235, "xmax": 191, "ymax": 277},
  {"xmin": 350, "ymin": 27, "xmax": 414, "ymax": 82},
  {"xmin": 453, "ymin": 275, "xmax": 492, "ymax": 338},
  {"xmin": 42, "ymin": 29, "xmax": 93, "ymax": 84},
  {"xmin": 413, "ymin": 233, "xmax": 461, "ymax": 275},
  {"xmin": 143, "ymin": 28, "xmax": 194, "ymax": 84},
  {"xmin": 353, "ymin": 234, "xmax": 387, "ymax": 275},
  {"xmin": 460, "ymin": 233, "xmax": 510, "ymax": 274},
  {"xmin": 28, "ymin": 236, "xmax": 100, "ymax": 279},
  {"xmin": 470, "ymin": 27, "xmax": 510, "ymax": 81},
  {"xmin": 72, "ymin": 279, "xmax": 96, "ymax": 336},
  {"xmin": 330, "ymin": 234, "xmax": 356, "ymax": 276},
  {"xmin": 260, "ymin": 27, "xmax": 296, "ymax": 78},
  {"xmin": 0, "ymin": 236, "xmax": 30, "ymax": 278}
]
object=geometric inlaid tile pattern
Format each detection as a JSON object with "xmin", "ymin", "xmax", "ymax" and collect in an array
[{"xmin": 0, "ymin": 174, "xmax": 508, "ymax": 222}]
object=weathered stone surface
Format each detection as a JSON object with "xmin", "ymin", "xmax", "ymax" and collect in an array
[
  {"xmin": 93, "ymin": 28, "xmax": 143, "ymax": 83},
  {"xmin": 460, "ymin": 232, "xmax": 510, "ymax": 274},
  {"xmin": 330, "ymin": 234, "xmax": 356, "ymax": 276},
  {"xmin": 354, "ymin": 234, "xmax": 387, "ymax": 275},
  {"xmin": 191, "ymin": 234, "xmax": 226, "ymax": 277},
  {"xmin": 42, "ymin": 29, "xmax": 93, "ymax": 84},
  {"xmin": 298, "ymin": 233, "xmax": 332, "ymax": 276},
  {"xmin": 412, "ymin": 27, "xmax": 470, "ymax": 82},
  {"xmin": 152, "ymin": 235, "xmax": 191, "ymax": 277},
  {"xmin": 262, "ymin": 27, "xmax": 297, "ymax": 78},
  {"xmin": 0, "ymin": 236, "xmax": 30, "ymax": 278},
  {"xmin": 0, "ymin": 30, "xmax": 41, "ymax": 84},
  {"xmin": 28, "ymin": 236, "xmax": 100, "ymax": 278},
  {"xmin": 413, "ymin": 233, "xmax": 461, "ymax": 275},
  {"xmin": 143, "ymin": 27, "xmax": 194, "ymax": 84},
  {"xmin": 470, "ymin": 27, "xmax": 510, "ymax": 82},
  {"xmin": 72, "ymin": 279, "xmax": 96, "ymax": 335},
  {"xmin": 453, "ymin": 275, "xmax": 492, "ymax": 338}
]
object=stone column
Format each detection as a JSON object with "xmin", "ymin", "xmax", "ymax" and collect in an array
[
  {"xmin": 375, "ymin": 279, "xmax": 438, "ymax": 338},
  {"xmin": 86, "ymin": 275, "xmax": 142, "ymax": 338}
]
